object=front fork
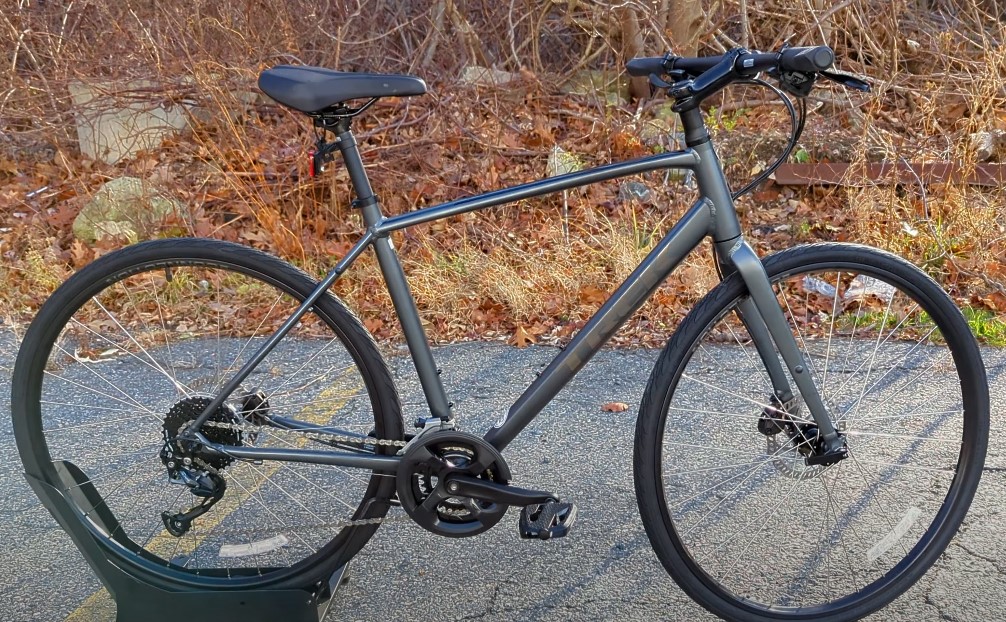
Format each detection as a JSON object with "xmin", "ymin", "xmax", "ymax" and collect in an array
[{"xmin": 719, "ymin": 239, "xmax": 847, "ymax": 463}]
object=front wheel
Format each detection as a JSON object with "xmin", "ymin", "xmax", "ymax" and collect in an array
[
  {"xmin": 634, "ymin": 243, "xmax": 988, "ymax": 621},
  {"xmin": 11, "ymin": 238, "xmax": 404, "ymax": 589}
]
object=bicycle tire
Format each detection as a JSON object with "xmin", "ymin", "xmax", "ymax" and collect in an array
[
  {"xmin": 634, "ymin": 243, "xmax": 988, "ymax": 621},
  {"xmin": 11, "ymin": 238, "xmax": 404, "ymax": 589}
]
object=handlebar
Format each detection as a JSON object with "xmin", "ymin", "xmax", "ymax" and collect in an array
[
  {"xmin": 626, "ymin": 45, "xmax": 835, "ymax": 79},
  {"xmin": 626, "ymin": 45, "xmax": 837, "ymax": 112}
]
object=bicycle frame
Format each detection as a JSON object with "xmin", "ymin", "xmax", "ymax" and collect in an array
[{"xmin": 189, "ymin": 107, "xmax": 840, "ymax": 470}]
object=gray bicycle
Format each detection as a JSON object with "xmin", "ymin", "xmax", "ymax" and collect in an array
[{"xmin": 11, "ymin": 45, "xmax": 989, "ymax": 621}]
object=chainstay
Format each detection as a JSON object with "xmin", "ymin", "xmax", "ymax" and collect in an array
[
  {"xmin": 202, "ymin": 419, "xmax": 408, "ymax": 448},
  {"xmin": 196, "ymin": 420, "xmax": 409, "ymax": 530}
]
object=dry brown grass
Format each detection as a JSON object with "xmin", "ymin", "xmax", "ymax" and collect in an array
[{"xmin": 3, "ymin": 0, "xmax": 1006, "ymax": 343}]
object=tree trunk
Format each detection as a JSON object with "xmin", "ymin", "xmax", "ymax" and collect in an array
[
  {"xmin": 619, "ymin": 7, "xmax": 650, "ymax": 100},
  {"xmin": 668, "ymin": 0, "xmax": 705, "ymax": 56},
  {"xmin": 444, "ymin": 0, "xmax": 490, "ymax": 67}
]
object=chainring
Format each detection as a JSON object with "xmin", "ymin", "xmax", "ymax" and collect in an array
[{"xmin": 396, "ymin": 430, "xmax": 512, "ymax": 537}]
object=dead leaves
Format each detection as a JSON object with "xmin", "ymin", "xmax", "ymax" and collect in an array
[
  {"xmin": 510, "ymin": 322, "xmax": 547, "ymax": 348},
  {"xmin": 511, "ymin": 325, "xmax": 535, "ymax": 348}
]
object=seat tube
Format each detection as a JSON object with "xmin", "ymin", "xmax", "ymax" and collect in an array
[{"xmin": 334, "ymin": 120, "xmax": 453, "ymax": 421}]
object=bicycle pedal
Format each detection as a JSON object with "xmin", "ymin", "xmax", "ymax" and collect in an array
[{"xmin": 518, "ymin": 501, "xmax": 577, "ymax": 540}]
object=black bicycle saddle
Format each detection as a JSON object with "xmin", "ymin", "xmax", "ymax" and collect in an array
[{"xmin": 258, "ymin": 65, "xmax": 427, "ymax": 113}]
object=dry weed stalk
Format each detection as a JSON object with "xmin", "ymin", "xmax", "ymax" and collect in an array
[{"xmin": 3, "ymin": 0, "xmax": 1006, "ymax": 340}]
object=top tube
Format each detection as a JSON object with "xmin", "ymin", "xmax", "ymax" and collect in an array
[{"xmin": 373, "ymin": 149, "xmax": 699, "ymax": 235}]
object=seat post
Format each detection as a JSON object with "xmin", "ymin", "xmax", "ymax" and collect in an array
[{"xmin": 329, "ymin": 116, "xmax": 384, "ymax": 227}]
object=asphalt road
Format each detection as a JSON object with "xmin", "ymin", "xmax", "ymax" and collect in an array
[{"xmin": 1, "ymin": 336, "xmax": 1004, "ymax": 622}]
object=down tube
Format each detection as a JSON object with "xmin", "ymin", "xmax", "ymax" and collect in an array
[{"xmin": 485, "ymin": 198, "xmax": 714, "ymax": 450}]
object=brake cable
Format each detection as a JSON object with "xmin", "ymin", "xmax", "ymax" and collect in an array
[{"xmin": 730, "ymin": 77, "xmax": 806, "ymax": 200}]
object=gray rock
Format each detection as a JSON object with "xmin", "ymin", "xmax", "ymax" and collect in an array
[
  {"xmin": 559, "ymin": 70, "xmax": 630, "ymax": 105},
  {"xmin": 546, "ymin": 146, "xmax": 582, "ymax": 177},
  {"xmin": 73, "ymin": 176, "xmax": 183, "ymax": 243},
  {"xmin": 618, "ymin": 181, "xmax": 654, "ymax": 204},
  {"xmin": 638, "ymin": 118, "xmax": 671, "ymax": 143},
  {"xmin": 69, "ymin": 79, "xmax": 189, "ymax": 165},
  {"xmin": 970, "ymin": 129, "xmax": 1006, "ymax": 163},
  {"xmin": 460, "ymin": 66, "xmax": 522, "ymax": 87}
]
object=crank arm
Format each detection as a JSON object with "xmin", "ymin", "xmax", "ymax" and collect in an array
[{"xmin": 444, "ymin": 475, "xmax": 558, "ymax": 507}]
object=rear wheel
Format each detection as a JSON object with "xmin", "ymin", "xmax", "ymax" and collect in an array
[
  {"xmin": 11, "ymin": 238, "xmax": 403, "ymax": 588},
  {"xmin": 634, "ymin": 243, "xmax": 988, "ymax": 621}
]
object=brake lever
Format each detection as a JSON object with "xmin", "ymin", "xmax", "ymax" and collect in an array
[
  {"xmin": 648, "ymin": 69, "xmax": 687, "ymax": 90},
  {"xmin": 820, "ymin": 70, "xmax": 871, "ymax": 92}
]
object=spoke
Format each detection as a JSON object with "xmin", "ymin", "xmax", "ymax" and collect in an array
[
  {"xmin": 711, "ymin": 467, "xmax": 806, "ymax": 587},
  {"xmin": 139, "ymin": 486, "xmax": 189, "ymax": 556},
  {"xmin": 838, "ymin": 335, "xmax": 945, "ymax": 424},
  {"xmin": 263, "ymin": 367, "xmax": 361, "ymax": 410},
  {"xmin": 196, "ymin": 471, "xmax": 316, "ymax": 558},
  {"xmin": 848, "ymin": 409, "xmax": 960, "ymax": 424},
  {"xmin": 148, "ymin": 271, "xmax": 184, "ymax": 401},
  {"xmin": 255, "ymin": 433, "xmax": 378, "ymax": 493},
  {"xmin": 78, "ymin": 454, "xmax": 163, "ymax": 523},
  {"xmin": 221, "ymin": 293, "xmax": 288, "ymax": 392},
  {"xmin": 672, "ymin": 439, "xmax": 803, "ymax": 518},
  {"xmin": 849, "ymin": 458, "xmax": 956, "ymax": 474},
  {"xmin": 45, "ymin": 345, "xmax": 158, "ymax": 416},
  {"xmin": 821, "ymin": 271, "xmax": 843, "ymax": 392},
  {"xmin": 240, "ymin": 461, "xmax": 330, "ymax": 525},
  {"xmin": 827, "ymin": 301, "xmax": 922, "ymax": 409},
  {"xmin": 42, "ymin": 412, "xmax": 158, "ymax": 433},
  {"xmin": 67, "ymin": 317, "xmax": 194, "ymax": 398},
  {"xmin": 846, "ymin": 451, "xmax": 908, "ymax": 559},
  {"xmin": 662, "ymin": 439, "xmax": 768, "ymax": 460},
  {"xmin": 669, "ymin": 404, "xmax": 815, "ymax": 426},
  {"xmin": 676, "ymin": 373, "xmax": 778, "ymax": 413},
  {"xmin": 698, "ymin": 321, "xmax": 771, "ymax": 391},
  {"xmin": 778, "ymin": 281, "xmax": 823, "ymax": 384},
  {"xmin": 817, "ymin": 462, "xmax": 865, "ymax": 597},
  {"xmin": 667, "ymin": 459, "xmax": 780, "ymax": 478},
  {"xmin": 845, "ymin": 430, "xmax": 960, "ymax": 444},
  {"xmin": 90, "ymin": 296, "xmax": 188, "ymax": 396},
  {"xmin": 256, "ymin": 337, "xmax": 346, "ymax": 407},
  {"xmin": 262, "ymin": 392, "xmax": 371, "ymax": 414},
  {"xmin": 69, "ymin": 453, "xmax": 162, "ymax": 493}
]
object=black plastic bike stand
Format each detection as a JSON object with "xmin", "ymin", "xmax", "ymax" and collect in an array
[{"xmin": 25, "ymin": 462, "xmax": 350, "ymax": 622}]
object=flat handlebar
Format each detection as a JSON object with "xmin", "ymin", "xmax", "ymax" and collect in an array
[{"xmin": 626, "ymin": 46, "xmax": 835, "ymax": 78}]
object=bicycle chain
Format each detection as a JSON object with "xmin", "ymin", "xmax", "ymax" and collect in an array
[
  {"xmin": 203, "ymin": 419, "xmax": 409, "ymax": 448},
  {"xmin": 194, "ymin": 419, "xmax": 411, "ymax": 531}
]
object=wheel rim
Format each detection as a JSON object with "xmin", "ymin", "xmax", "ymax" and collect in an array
[
  {"xmin": 25, "ymin": 252, "xmax": 390, "ymax": 584},
  {"xmin": 658, "ymin": 259, "xmax": 981, "ymax": 614}
]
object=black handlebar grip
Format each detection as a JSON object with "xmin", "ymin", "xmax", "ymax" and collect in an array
[
  {"xmin": 626, "ymin": 57, "xmax": 667, "ymax": 77},
  {"xmin": 778, "ymin": 46, "xmax": 835, "ymax": 72}
]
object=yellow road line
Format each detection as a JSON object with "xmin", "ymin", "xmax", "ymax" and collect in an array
[{"xmin": 66, "ymin": 380, "xmax": 362, "ymax": 621}]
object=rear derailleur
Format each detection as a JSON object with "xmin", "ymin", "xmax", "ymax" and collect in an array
[
  {"xmin": 158, "ymin": 393, "xmax": 262, "ymax": 537},
  {"xmin": 160, "ymin": 466, "xmax": 226, "ymax": 537}
]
